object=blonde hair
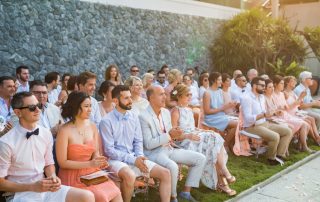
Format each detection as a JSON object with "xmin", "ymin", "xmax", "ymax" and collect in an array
[
  {"xmin": 142, "ymin": 73, "xmax": 153, "ymax": 87},
  {"xmin": 171, "ymin": 84, "xmax": 189, "ymax": 101},
  {"xmin": 284, "ymin": 76, "xmax": 296, "ymax": 88},
  {"xmin": 124, "ymin": 76, "xmax": 142, "ymax": 87},
  {"xmin": 168, "ymin": 69, "xmax": 181, "ymax": 84}
]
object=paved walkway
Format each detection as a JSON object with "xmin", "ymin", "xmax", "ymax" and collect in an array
[{"xmin": 232, "ymin": 153, "xmax": 320, "ymax": 202}]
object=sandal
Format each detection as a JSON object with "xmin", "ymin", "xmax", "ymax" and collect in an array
[
  {"xmin": 217, "ymin": 181, "xmax": 237, "ymax": 196},
  {"xmin": 225, "ymin": 175, "xmax": 236, "ymax": 184}
]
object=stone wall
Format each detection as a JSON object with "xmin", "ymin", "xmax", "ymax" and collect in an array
[{"xmin": 0, "ymin": 0, "xmax": 223, "ymax": 82}]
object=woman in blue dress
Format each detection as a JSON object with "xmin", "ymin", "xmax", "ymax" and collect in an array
[{"xmin": 203, "ymin": 72, "xmax": 238, "ymax": 151}]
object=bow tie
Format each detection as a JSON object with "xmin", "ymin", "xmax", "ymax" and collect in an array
[
  {"xmin": 241, "ymin": 89, "xmax": 245, "ymax": 93},
  {"xmin": 26, "ymin": 128, "xmax": 39, "ymax": 139}
]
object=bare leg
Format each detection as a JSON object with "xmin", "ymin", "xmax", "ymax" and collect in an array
[
  {"xmin": 299, "ymin": 123, "xmax": 312, "ymax": 152},
  {"xmin": 66, "ymin": 187, "xmax": 95, "ymax": 202},
  {"xmin": 111, "ymin": 194, "xmax": 123, "ymax": 202},
  {"xmin": 150, "ymin": 165, "xmax": 171, "ymax": 202},
  {"xmin": 118, "ymin": 167, "xmax": 136, "ymax": 202},
  {"xmin": 225, "ymin": 120, "xmax": 237, "ymax": 150}
]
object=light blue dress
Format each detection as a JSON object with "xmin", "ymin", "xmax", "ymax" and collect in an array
[
  {"xmin": 204, "ymin": 89, "xmax": 229, "ymax": 131},
  {"xmin": 175, "ymin": 106, "xmax": 227, "ymax": 189}
]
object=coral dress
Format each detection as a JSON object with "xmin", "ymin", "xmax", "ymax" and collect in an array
[{"xmin": 58, "ymin": 141, "xmax": 121, "ymax": 202}]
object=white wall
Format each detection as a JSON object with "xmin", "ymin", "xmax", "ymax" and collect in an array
[
  {"xmin": 280, "ymin": 2, "xmax": 320, "ymax": 31},
  {"xmin": 81, "ymin": 0, "xmax": 241, "ymax": 19}
]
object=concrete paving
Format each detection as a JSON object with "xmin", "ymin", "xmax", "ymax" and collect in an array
[{"xmin": 235, "ymin": 154, "xmax": 320, "ymax": 202}]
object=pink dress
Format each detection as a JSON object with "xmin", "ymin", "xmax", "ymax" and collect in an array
[
  {"xmin": 58, "ymin": 141, "xmax": 121, "ymax": 202},
  {"xmin": 265, "ymin": 93, "xmax": 303, "ymax": 133}
]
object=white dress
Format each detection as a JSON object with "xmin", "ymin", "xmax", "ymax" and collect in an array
[{"xmin": 175, "ymin": 106, "xmax": 227, "ymax": 189}]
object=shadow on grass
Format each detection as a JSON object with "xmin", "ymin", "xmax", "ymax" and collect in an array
[{"xmin": 132, "ymin": 140, "xmax": 319, "ymax": 202}]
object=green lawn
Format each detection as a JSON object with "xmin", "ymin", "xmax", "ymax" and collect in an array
[{"xmin": 132, "ymin": 141, "xmax": 320, "ymax": 202}]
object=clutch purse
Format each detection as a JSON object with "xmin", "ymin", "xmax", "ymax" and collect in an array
[{"xmin": 80, "ymin": 170, "xmax": 109, "ymax": 186}]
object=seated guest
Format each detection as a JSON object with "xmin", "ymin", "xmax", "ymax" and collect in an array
[
  {"xmin": 0, "ymin": 76, "xmax": 15, "ymax": 136},
  {"xmin": 203, "ymin": 72, "xmax": 238, "ymax": 150},
  {"xmin": 141, "ymin": 73, "xmax": 154, "ymax": 98},
  {"xmin": 246, "ymin": 68, "xmax": 258, "ymax": 91},
  {"xmin": 105, "ymin": 64, "xmax": 122, "ymax": 86},
  {"xmin": 294, "ymin": 71, "xmax": 320, "ymax": 130},
  {"xmin": 77, "ymin": 72, "xmax": 101, "ymax": 127},
  {"xmin": 30, "ymin": 80, "xmax": 64, "ymax": 137},
  {"xmin": 171, "ymin": 84, "xmax": 236, "ymax": 196},
  {"xmin": 230, "ymin": 74, "xmax": 247, "ymax": 103},
  {"xmin": 56, "ymin": 91, "xmax": 122, "ymax": 202},
  {"xmin": 58, "ymin": 75, "xmax": 78, "ymax": 104},
  {"xmin": 185, "ymin": 68, "xmax": 199, "ymax": 90},
  {"xmin": 198, "ymin": 73, "xmax": 209, "ymax": 101},
  {"xmin": 284, "ymin": 76, "xmax": 320, "ymax": 145},
  {"xmin": 240, "ymin": 77, "xmax": 293, "ymax": 165},
  {"xmin": 139, "ymin": 85, "xmax": 206, "ymax": 202},
  {"xmin": 98, "ymin": 81, "xmax": 116, "ymax": 117},
  {"xmin": 124, "ymin": 76, "xmax": 149, "ymax": 115},
  {"xmin": 154, "ymin": 70, "xmax": 168, "ymax": 88},
  {"xmin": 221, "ymin": 73, "xmax": 236, "ymax": 115},
  {"xmin": 183, "ymin": 74, "xmax": 200, "ymax": 107},
  {"xmin": 165, "ymin": 69, "xmax": 182, "ymax": 109},
  {"xmin": 100, "ymin": 85, "xmax": 171, "ymax": 202},
  {"xmin": 230, "ymin": 69, "xmax": 242, "ymax": 88},
  {"xmin": 129, "ymin": 65, "xmax": 140, "ymax": 77},
  {"xmin": 265, "ymin": 78, "xmax": 312, "ymax": 153},
  {"xmin": 0, "ymin": 92, "xmax": 94, "ymax": 202},
  {"xmin": 45, "ymin": 72, "xmax": 61, "ymax": 106},
  {"xmin": 15, "ymin": 65, "xmax": 30, "ymax": 93}
]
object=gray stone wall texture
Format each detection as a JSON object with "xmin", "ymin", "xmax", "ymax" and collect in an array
[{"xmin": 0, "ymin": 0, "xmax": 223, "ymax": 83}]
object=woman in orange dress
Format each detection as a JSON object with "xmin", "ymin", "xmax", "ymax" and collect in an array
[{"xmin": 56, "ymin": 91, "xmax": 122, "ymax": 202}]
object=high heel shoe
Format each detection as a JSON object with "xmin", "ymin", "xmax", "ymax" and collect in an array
[
  {"xmin": 217, "ymin": 183, "xmax": 237, "ymax": 196},
  {"xmin": 217, "ymin": 178, "xmax": 237, "ymax": 196}
]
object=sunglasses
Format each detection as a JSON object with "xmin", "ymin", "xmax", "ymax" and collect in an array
[
  {"xmin": 131, "ymin": 70, "xmax": 139, "ymax": 72},
  {"xmin": 17, "ymin": 103, "xmax": 42, "ymax": 112},
  {"xmin": 32, "ymin": 91, "xmax": 48, "ymax": 95}
]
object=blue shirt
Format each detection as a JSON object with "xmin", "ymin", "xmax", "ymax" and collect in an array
[
  {"xmin": 0, "ymin": 97, "xmax": 13, "ymax": 124},
  {"xmin": 99, "ymin": 108, "xmax": 144, "ymax": 165},
  {"xmin": 16, "ymin": 80, "xmax": 29, "ymax": 93},
  {"xmin": 294, "ymin": 83, "xmax": 313, "ymax": 104}
]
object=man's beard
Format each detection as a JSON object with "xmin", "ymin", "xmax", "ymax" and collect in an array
[
  {"xmin": 257, "ymin": 89, "xmax": 265, "ymax": 94},
  {"xmin": 19, "ymin": 75, "xmax": 28, "ymax": 82},
  {"xmin": 119, "ymin": 100, "xmax": 132, "ymax": 110}
]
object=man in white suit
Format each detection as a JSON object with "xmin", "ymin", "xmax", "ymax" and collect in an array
[
  {"xmin": 139, "ymin": 86, "xmax": 206, "ymax": 202},
  {"xmin": 30, "ymin": 80, "xmax": 63, "ymax": 137}
]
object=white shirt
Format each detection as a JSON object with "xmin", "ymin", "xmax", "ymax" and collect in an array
[
  {"xmin": 0, "ymin": 97, "xmax": 13, "ymax": 124},
  {"xmin": 47, "ymin": 89, "xmax": 59, "ymax": 104},
  {"xmin": 189, "ymin": 85, "xmax": 200, "ymax": 106},
  {"xmin": 199, "ymin": 86, "xmax": 208, "ymax": 101},
  {"xmin": 90, "ymin": 96, "xmax": 102, "ymax": 128},
  {"xmin": 231, "ymin": 79, "xmax": 237, "ymax": 88},
  {"xmin": 240, "ymin": 91, "xmax": 267, "ymax": 128},
  {"xmin": 230, "ymin": 84, "xmax": 247, "ymax": 102},
  {"xmin": 16, "ymin": 80, "xmax": 29, "ymax": 93},
  {"xmin": 153, "ymin": 80, "xmax": 169, "ymax": 88},
  {"xmin": 0, "ymin": 124, "xmax": 54, "ymax": 183}
]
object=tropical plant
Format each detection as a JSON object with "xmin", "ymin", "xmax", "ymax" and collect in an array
[
  {"xmin": 304, "ymin": 26, "xmax": 320, "ymax": 59},
  {"xmin": 267, "ymin": 59, "xmax": 306, "ymax": 78},
  {"xmin": 211, "ymin": 9, "xmax": 307, "ymax": 76}
]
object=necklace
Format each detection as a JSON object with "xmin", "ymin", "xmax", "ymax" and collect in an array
[{"xmin": 73, "ymin": 123, "xmax": 87, "ymax": 137}]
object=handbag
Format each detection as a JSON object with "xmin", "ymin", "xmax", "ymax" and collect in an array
[{"xmin": 80, "ymin": 170, "xmax": 109, "ymax": 186}]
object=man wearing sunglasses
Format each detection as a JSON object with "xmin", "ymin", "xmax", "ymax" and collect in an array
[
  {"xmin": 230, "ymin": 74, "xmax": 248, "ymax": 103},
  {"xmin": 130, "ymin": 65, "xmax": 140, "ymax": 77},
  {"xmin": 0, "ymin": 92, "xmax": 95, "ymax": 202},
  {"xmin": 153, "ymin": 70, "xmax": 168, "ymax": 88},
  {"xmin": 240, "ymin": 77, "xmax": 293, "ymax": 165},
  {"xmin": 30, "ymin": 80, "xmax": 64, "ymax": 137}
]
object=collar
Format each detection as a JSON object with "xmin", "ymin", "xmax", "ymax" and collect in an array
[
  {"xmin": 17, "ymin": 123, "xmax": 39, "ymax": 136},
  {"xmin": 248, "ymin": 90, "xmax": 263, "ymax": 100},
  {"xmin": 113, "ymin": 108, "xmax": 130, "ymax": 121}
]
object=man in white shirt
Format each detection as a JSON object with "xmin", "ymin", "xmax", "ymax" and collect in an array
[
  {"xmin": 240, "ymin": 77, "xmax": 292, "ymax": 165},
  {"xmin": 186, "ymin": 68, "xmax": 199, "ymax": 90},
  {"xmin": 245, "ymin": 68, "xmax": 258, "ymax": 91},
  {"xmin": 0, "ymin": 92, "xmax": 94, "ymax": 202},
  {"xmin": 230, "ymin": 74, "xmax": 247, "ymax": 102},
  {"xmin": 0, "ymin": 76, "xmax": 15, "ymax": 136},
  {"xmin": 153, "ymin": 70, "xmax": 168, "ymax": 88},
  {"xmin": 45, "ymin": 72, "xmax": 61, "ymax": 106},
  {"xmin": 15, "ymin": 65, "xmax": 30, "ymax": 93},
  {"xmin": 230, "ymin": 69, "xmax": 242, "ymax": 88},
  {"xmin": 77, "ymin": 71, "xmax": 101, "ymax": 127}
]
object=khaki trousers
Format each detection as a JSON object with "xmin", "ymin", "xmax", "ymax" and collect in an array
[{"xmin": 245, "ymin": 121, "xmax": 293, "ymax": 159}]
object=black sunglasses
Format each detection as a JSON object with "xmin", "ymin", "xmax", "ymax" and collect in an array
[{"xmin": 17, "ymin": 103, "xmax": 42, "ymax": 112}]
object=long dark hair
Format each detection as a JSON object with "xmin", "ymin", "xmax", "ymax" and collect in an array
[{"xmin": 61, "ymin": 91, "xmax": 90, "ymax": 121}]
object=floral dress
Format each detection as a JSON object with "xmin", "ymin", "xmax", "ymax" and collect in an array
[{"xmin": 175, "ymin": 106, "xmax": 227, "ymax": 189}]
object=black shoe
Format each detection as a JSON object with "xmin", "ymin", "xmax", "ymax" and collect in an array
[{"xmin": 267, "ymin": 159, "xmax": 281, "ymax": 166}]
